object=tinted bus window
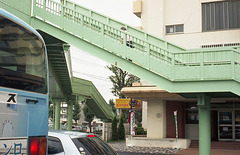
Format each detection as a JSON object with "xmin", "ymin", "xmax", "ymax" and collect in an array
[{"xmin": 0, "ymin": 15, "xmax": 47, "ymax": 94}]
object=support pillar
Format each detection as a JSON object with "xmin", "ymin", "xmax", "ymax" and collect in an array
[
  {"xmin": 66, "ymin": 102, "xmax": 73, "ymax": 131},
  {"xmin": 197, "ymin": 94, "xmax": 211, "ymax": 155},
  {"xmin": 54, "ymin": 101, "xmax": 61, "ymax": 130}
]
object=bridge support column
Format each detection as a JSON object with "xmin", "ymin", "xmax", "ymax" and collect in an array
[
  {"xmin": 54, "ymin": 101, "xmax": 61, "ymax": 130},
  {"xmin": 66, "ymin": 102, "xmax": 73, "ymax": 131},
  {"xmin": 197, "ymin": 94, "xmax": 211, "ymax": 155}
]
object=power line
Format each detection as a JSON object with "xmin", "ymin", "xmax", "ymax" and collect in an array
[{"xmin": 73, "ymin": 71, "xmax": 111, "ymax": 82}]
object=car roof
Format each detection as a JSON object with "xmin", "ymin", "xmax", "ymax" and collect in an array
[{"xmin": 48, "ymin": 130, "xmax": 92, "ymax": 138}]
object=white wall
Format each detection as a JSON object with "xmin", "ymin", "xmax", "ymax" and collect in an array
[
  {"xmin": 142, "ymin": 101, "xmax": 148, "ymax": 129},
  {"xmin": 142, "ymin": 0, "xmax": 240, "ymax": 49},
  {"xmin": 141, "ymin": 0, "xmax": 164, "ymax": 38},
  {"xmin": 147, "ymin": 99, "xmax": 166, "ymax": 138}
]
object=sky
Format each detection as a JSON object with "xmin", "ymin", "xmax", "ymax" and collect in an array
[{"xmin": 70, "ymin": 0, "xmax": 141, "ymax": 102}]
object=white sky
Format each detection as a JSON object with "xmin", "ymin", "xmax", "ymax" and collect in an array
[{"xmin": 70, "ymin": 0, "xmax": 140, "ymax": 102}]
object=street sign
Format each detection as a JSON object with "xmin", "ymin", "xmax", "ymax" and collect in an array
[
  {"xmin": 130, "ymin": 110, "xmax": 135, "ymax": 135},
  {"xmin": 116, "ymin": 99, "xmax": 141, "ymax": 109}
]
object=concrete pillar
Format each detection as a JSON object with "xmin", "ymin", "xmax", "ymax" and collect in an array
[
  {"xmin": 54, "ymin": 101, "xmax": 61, "ymax": 130},
  {"xmin": 142, "ymin": 101, "xmax": 148, "ymax": 130},
  {"xmin": 197, "ymin": 94, "xmax": 211, "ymax": 155},
  {"xmin": 102, "ymin": 123, "xmax": 112, "ymax": 141},
  {"xmin": 147, "ymin": 99, "xmax": 166, "ymax": 138},
  {"xmin": 66, "ymin": 102, "xmax": 73, "ymax": 131}
]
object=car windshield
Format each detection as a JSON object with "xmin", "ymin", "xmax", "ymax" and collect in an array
[{"xmin": 72, "ymin": 136, "xmax": 117, "ymax": 155}]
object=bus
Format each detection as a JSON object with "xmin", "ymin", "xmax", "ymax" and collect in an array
[{"xmin": 0, "ymin": 8, "xmax": 48, "ymax": 155}]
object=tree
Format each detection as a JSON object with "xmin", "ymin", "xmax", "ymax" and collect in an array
[
  {"xmin": 83, "ymin": 104, "xmax": 95, "ymax": 132},
  {"xmin": 111, "ymin": 116, "xmax": 118, "ymax": 140},
  {"xmin": 73, "ymin": 102, "xmax": 81, "ymax": 125},
  {"xmin": 109, "ymin": 99, "xmax": 116, "ymax": 114},
  {"xmin": 118, "ymin": 115, "xmax": 125, "ymax": 140},
  {"xmin": 107, "ymin": 64, "xmax": 140, "ymax": 98}
]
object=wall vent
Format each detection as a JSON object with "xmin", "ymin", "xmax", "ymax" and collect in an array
[{"xmin": 201, "ymin": 43, "xmax": 240, "ymax": 48}]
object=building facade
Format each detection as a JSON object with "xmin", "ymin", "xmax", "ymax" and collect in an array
[{"xmin": 124, "ymin": 0, "xmax": 240, "ymax": 145}]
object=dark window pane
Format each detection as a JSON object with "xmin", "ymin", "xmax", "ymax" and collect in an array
[
  {"xmin": 211, "ymin": 3, "xmax": 215, "ymax": 30},
  {"xmin": 175, "ymin": 25, "xmax": 183, "ymax": 32},
  {"xmin": 219, "ymin": 112, "xmax": 232, "ymax": 125},
  {"xmin": 233, "ymin": 1, "xmax": 238, "ymax": 28},
  {"xmin": 202, "ymin": 4, "xmax": 206, "ymax": 31},
  {"xmin": 236, "ymin": 127, "xmax": 240, "ymax": 139},
  {"xmin": 238, "ymin": 1, "xmax": 240, "ymax": 28},
  {"xmin": 215, "ymin": 2, "xmax": 224, "ymax": 30},
  {"xmin": 48, "ymin": 137, "xmax": 64, "ymax": 154},
  {"xmin": 72, "ymin": 137, "xmax": 117, "ymax": 155},
  {"xmin": 202, "ymin": 0, "xmax": 240, "ymax": 31},
  {"xmin": 235, "ymin": 111, "xmax": 240, "ymax": 125},
  {"xmin": 206, "ymin": 3, "xmax": 211, "ymax": 30},
  {"xmin": 186, "ymin": 110, "xmax": 199, "ymax": 124},
  {"xmin": 0, "ymin": 15, "xmax": 48, "ymax": 94},
  {"xmin": 229, "ymin": 1, "xmax": 238, "ymax": 28},
  {"xmin": 166, "ymin": 25, "xmax": 174, "ymax": 33},
  {"xmin": 219, "ymin": 126, "xmax": 233, "ymax": 139},
  {"xmin": 224, "ymin": 2, "xmax": 228, "ymax": 29}
]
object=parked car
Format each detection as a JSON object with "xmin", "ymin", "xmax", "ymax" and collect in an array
[
  {"xmin": 72, "ymin": 126, "xmax": 82, "ymax": 131},
  {"xmin": 48, "ymin": 130, "xmax": 117, "ymax": 155}
]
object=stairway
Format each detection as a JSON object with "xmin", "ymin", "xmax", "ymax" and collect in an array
[{"xmin": 0, "ymin": 0, "xmax": 240, "ymax": 97}]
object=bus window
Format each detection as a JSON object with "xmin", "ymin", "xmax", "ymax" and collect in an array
[{"xmin": 0, "ymin": 15, "xmax": 47, "ymax": 94}]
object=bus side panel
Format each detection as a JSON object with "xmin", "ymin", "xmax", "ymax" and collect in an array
[{"xmin": 0, "ymin": 89, "xmax": 49, "ymax": 138}]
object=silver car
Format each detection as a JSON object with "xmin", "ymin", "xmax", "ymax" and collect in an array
[{"xmin": 48, "ymin": 130, "xmax": 117, "ymax": 155}]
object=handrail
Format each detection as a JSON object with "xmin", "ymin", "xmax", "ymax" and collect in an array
[
  {"xmin": 1, "ymin": 0, "xmax": 239, "ymax": 82},
  {"xmin": 31, "ymin": 0, "xmax": 240, "ymax": 82}
]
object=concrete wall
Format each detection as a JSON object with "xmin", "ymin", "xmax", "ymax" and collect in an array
[
  {"xmin": 142, "ymin": 101, "xmax": 148, "ymax": 129},
  {"xmin": 141, "ymin": 0, "xmax": 164, "ymax": 38},
  {"xmin": 126, "ymin": 136, "xmax": 191, "ymax": 149},
  {"xmin": 141, "ymin": 0, "xmax": 240, "ymax": 49},
  {"xmin": 147, "ymin": 99, "xmax": 166, "ymax": 138}
]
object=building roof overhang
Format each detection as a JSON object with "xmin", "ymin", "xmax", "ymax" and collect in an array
[{"xmin": 121, "ymin": 86, "xmax": 184, "ymax": 100}]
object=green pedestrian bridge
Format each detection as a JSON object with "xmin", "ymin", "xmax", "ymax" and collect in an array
[{"xmin": 1, "ymin": 1, "xmax": 240, "ymax": 154}]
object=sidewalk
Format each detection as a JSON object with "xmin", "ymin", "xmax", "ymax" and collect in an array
[
  {"xmin": 108, "ymin": 141, "xmax": 181, "ymax": 154},
  {"xmin": 174, "ymin": 148, "xmax": 240, "ymax": 155}
]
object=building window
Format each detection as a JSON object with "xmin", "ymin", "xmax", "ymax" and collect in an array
[
  {"xmin": 185, "ymin": 102, "xmax": 199, "ymax": 124},
  {"xmin": 202, "ymin": 1, "xmax": 240, "ymax": 31},
  {"xmin": 166, "ymin": 24, "xmax": 184, "ymax": 34}
]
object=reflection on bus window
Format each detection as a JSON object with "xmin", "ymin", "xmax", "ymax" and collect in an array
[{"xmin": 0, "ymin": 15, "xmax": 47, "ymax": 94}]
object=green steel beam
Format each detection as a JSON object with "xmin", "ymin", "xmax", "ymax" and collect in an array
[
  {"xmin": 197, "ymin": 94, "xmax": 211, "ymax": 155},
  {"xmin": 54, "ymin": 101, "xmax": 61, "ymax": 130},
  {"xmin": 66, "ymin": 102, "xmax": 73, "ymax": 131}
]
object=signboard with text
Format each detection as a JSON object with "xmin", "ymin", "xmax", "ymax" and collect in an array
[
  {"xmin": 0, "ymin": 137, "xmax": 27, "ymax": 155},
  {"xmin": 115, "ymin": 99, "xmax": 141, "ymax": 109}
]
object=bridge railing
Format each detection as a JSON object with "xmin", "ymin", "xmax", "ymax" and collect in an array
[
  {"xmin": 2, "ymin": 0, "xmax": 238, "ymax": 82},
  {"xmin": 32, "ymin": 0, "xmax": 240, "ymax": 82}
]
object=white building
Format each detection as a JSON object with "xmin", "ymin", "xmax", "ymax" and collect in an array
[{"xmin": 122, "ymin": 0, "xmax": 240, "ymax": 148}]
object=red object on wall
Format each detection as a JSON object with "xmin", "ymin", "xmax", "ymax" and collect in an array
[{"xmin": 166, "ymin": 101, "xmax": 185, "ymax": 138}]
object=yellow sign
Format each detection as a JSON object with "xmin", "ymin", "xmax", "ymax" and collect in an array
[{"xmin": 115, "ymin": 99, "xmax": 141, "ymax": 109}]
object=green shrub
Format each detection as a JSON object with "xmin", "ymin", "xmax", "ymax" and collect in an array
[
  {"xmin": 135, "ymin": 127, "xmax": 146, "ymax": 135},
  {"xmin": 111, "ymin": 116, "xmax": 118, "ymax": 140},
  {"xmin": 118, "ymin": 116, "xmax": 125, "ymax": 140}
]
